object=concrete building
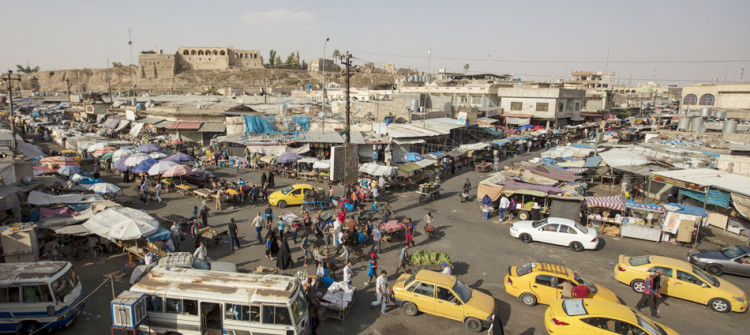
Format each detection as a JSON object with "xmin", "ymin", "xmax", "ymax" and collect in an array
[
  {"xmin": 399, "ymin": 80, "xmax": 502, "ymax": 115},
  {"xmin": 138, "ymin": 50, "xmax": 175, "ymax": 79},
  {"xmin": 496, "ymin": 83, "xmax": 585, "ymax": 127},
  {"xmin": 680, "ymin": 83, "xmax": 750, "ymax": 116},
  {"xmin": 570, "ymin": 71, "xmax": 615, "ymax": 92},
  {"xmin": 138, "ymin": 46, "xmax": 263, "ymax": 78},
  {"xmin": 308, "ymin": 58, "xmax": 340, "ymax": 72}
]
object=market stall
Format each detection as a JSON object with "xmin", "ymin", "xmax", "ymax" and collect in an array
[
  {"xmin": 619, "ymin": 199, "xmax": 665, "ymax": 242},
  {"xmin": 584, "ymin": 195, "xmax": 626, "ymax": 236},
  {"xmin": 661, "ymin": 203, "xmax": 707, "ymax": 244}
]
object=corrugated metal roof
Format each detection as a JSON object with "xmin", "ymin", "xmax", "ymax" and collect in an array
[
  {"xmin": 372, "ymin": 122, "xmax": 444, "ymax": 138},
  {"xmin": 152, "ymin": 120, "xmax": 171, "ymax": 128},
  {"xmin": 297, "ymin": 131, "xmax": 344, "ymax": 143},
  {"xmin": 138, "ymin": 117, "xmax": 166, "ymax": 125},
  {"xmin": 198, "ymin": 122, "xmax": 226, "ymax": 133},
  {"xmin": 164, "ymin": 122, "xmax": 202, "ymax": 130},
  {"xmin": 421, "ymin": 117, "xmax": 468, "ymax": 133}
]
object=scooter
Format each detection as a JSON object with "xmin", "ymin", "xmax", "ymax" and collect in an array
[{"xmin": 460, "ymin": 192, "xmax": 470, "ymax": 203}]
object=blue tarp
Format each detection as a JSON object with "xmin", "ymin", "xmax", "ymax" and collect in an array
[
  {"xmin": 678, "ymin": 188, "xmax": 730, "ymax": 209},
  {"xmin": 493, "ymin": 139, "xmax": 510, "ymax": 146},
  {"xmin": 571, "ymin": 144, "xmax": 594, "ymax": 149},
  {"xmin": 664, "ymin": 202, "xmax": 708, "ymax": 218},
  {"xmin": 292, "ymin": 116, "xmax": 311, "ymax": 131},
  {"xmin": 146, "ymin": 227, "xmax": 172, "ymax": 243},
  {"xmin": 584, "ymin": 156, "xmax": 602, "ymax": 168},
  {"xmin": 244, "ymin": 116, "xmax": 282, "ymax": 135}
]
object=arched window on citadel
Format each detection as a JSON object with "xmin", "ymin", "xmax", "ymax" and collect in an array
[{"xmin": 220, "ymin": 50, "xmax": 226, "ymax": 56}]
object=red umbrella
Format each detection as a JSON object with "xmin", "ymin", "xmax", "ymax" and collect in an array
[{"xmin": 161, "ymin": 165, "xmax": 193, "ymax": 178}]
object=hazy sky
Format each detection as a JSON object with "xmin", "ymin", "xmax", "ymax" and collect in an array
[{"xmin": 2, "ymin": 0, "xmax": 749, "ymax": 85}]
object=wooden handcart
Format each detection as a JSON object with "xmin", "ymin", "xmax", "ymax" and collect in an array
[{"xmin": 379, "ymin": 220, "xmax": 406, "ymax": 243}]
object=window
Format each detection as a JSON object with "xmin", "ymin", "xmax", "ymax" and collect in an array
[
  {"xmin": 415, "ymin": 283, "xmax": 435, "ymax": 298},
  {"xmin": 225, "ymin": 304, "xmax": 260, "ymax": 322},
  {"xmin": 165, "ymin": 299, "xmax": 198, "ymax": 315},
  {"xmin": 541, "ymin": 224, "xmax": 559, "ymax": 232},
  {"xmin": 146, "ymin": 295, "xmax": 162, "ymax": 312},
  {"xmin": 23, "ymin": 286, "xmax": 52, "ymax": 303},
  {"xmin": 558, "ymin": 103, "xmax": 565, "ymax": 111},
  {"xmin": 183, "ymin": 50, "xmax": 189, "ymax": 55},
  {"xmin": 510, "ymin": 102, "xmax": 523, "ymax": 111},
  {"xmin": 184, "ymin": 299, "xmax": 198, "ymax": 315},
  {"xmin": 581, "ymin": 317, "xmax": 617, "ymax": 332},
  {"xmin": 699, "ymin": 94, "xmax": 715, "ymax": 106},
  {"xmin": 648, "ymin": 266, "xmax": 673, "ymax": 277},
  {"xmin": 559, "ymin": 225, "xmax": 578, "ymax": 234},
  {"xmin": 165, "ymin": 298, "xmax": 182, "ymax": 313},
  {"xmin": 220, "ymin": 50, "xmax": 226, "ymax": 56},
  {"xmin": 0, "ymin": 287, "xmax": 21, "ymax": 303},
  {"xmin": 683, "ymin": 94, "xmax": 698, "ymax": 105},
  {"xmin": 262, "ymin": 306, "xmax": 292, "ymax": 325},
  {"xmin": 536, "ymin": 103, "xmax": 549, "ymax": 112},
  {"xmin": 535, "ymin": 275, "xmax": 554, "ymax": 287},
  {"xmin": 407, "ymin": 280, "xmax": 420, "ymax": 292},
  {"xmin": 629, "ymin": 256, "xmax": 651, "ymax": 266},
  {"xmin": 292, "ymin": 293, "xmax": 307, "ymax": 324},
  {"xmin": 676, "ymin": 270, "xmax": 704, "ymax": 286},
  {"xmin": 574, "ymin": 102, "xmax": 580, "ymax": 110},
  {"xmin": 291, "ymin": 189, "xmax": 302, "ymax": 196},
  {"xmin": 437, "ymin": 287, "xmax": 457, "ymax": 303}
]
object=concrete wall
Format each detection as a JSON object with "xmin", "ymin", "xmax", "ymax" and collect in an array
[
  {"xmin": 498, "ymin": 97, "xmax": 558, "ymax": 119},
  {"xmin": 681, "ymin": 83, "xmax": 750, "ymax": 111},
  {"xmin": 138, "ymin": 53, "xmax": 175, "ymax": 78},
  {"xmin": 717, "ymin": 155, "xmax": 750, "ymax": 177},
  {"xmin": 227, "ymin": 49, "xmax": 263, "ymax": 68}
]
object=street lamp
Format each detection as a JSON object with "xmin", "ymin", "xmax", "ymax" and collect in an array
[{"xmin": 322, "ymin": 37, "xmax": 330, "ymax": 120}]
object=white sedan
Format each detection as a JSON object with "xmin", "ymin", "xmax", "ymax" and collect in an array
[{"xmin": 509, "ymin": 217, "xmax": 599, "ymax": 251}]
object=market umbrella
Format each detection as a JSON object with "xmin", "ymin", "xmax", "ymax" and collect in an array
[
  {"xmin": 57, "ymin": 165, "xmax": 81, "ymax": 176},
  {"xmin": 532, "ymin": 125, "xmax": 544, "ymax": 130},
  {"xmin": 276, "ymin": 152, "xmax": 302, "ymax": 163},
  {"xmin": 111, "ymin": 149, "xmax": 134, "ymax": 162},
  {"xmin": 518, "ymin": 124, "xmax": 534, "ymax": 131},
  {"xmin": 132, "ymin": 158, "xmax": 158, "ymax": 174},
  {"xmin": 100, "ymin": 150, "xmax": 116, "ymax": 161},
  {"xmin": 162, "ymin": 164, "xmax": 193, "ymax": 178},
  {"xmin": 135, "ymin": 143, "xmax": 162, "ymax": 153},
  {"xmin": 149, "ymin": 152, "xmax": 168, "ymax": 159},
  {"xmin": 40, "ymin": 156, "xmax": 79, "ymax": 167},
  {"xmin": 83, "ymin": 207, "xmax": 159, "ymax": 240},
  {"xmin": 87, "ymin": 182, "xmax": 121, "ymax": 194},
  {"xmin": 93, "ymin": 146, "xmax": 116, "ymax": 157},
  {"xmin": 402, "ymin": 152, "xmax": 424, "ymax": 162},
  {"xmin": 163, "ymin": 152, "xmax": 195, "ymax": 163},
  {"xmin": 124, "ymin": 153, "xmax": 152, "ymax": 167},
  {"xmin": 147, "ymin": 160, "xmax": 179, "ymax": 176},
  {"xmin": 113, "ymin": 158, "xmax": 129, "ymax": 172},
  {"xmin": 87, "ymin": 142, "xmax": 109, "ymax": 153}
]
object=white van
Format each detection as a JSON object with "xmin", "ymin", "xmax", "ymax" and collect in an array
[
  {"xmin": 129, "ymin": 265, "xmax": 309, "ymax": 335},
  {"xmin": 0, "ymin": 261, "xmax": 84, "ymax": 334}
]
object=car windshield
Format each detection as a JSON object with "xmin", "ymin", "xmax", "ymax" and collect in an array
[
  {"xmin": 516, "ymin": 263, "xmax": 534, "ymax": 276},
  {"xmin": 573, "ymin": 272, "xmax": 598, "ymax": 294},
  {"xmin": 633, "ymin": 311, "xmax": 666, "ymax": 335},
  {"xmin": 720, "ymin": 246, "xmax": 746, "ymax": 259},
  {"xmin": 452, "ymin": 279, "xmax": 472, "ymax": 303},
  {"xmin": 575, "ymin": 223, "xmax": 588, "ymax": 234},
  {"xmin": 404, "ymin": 274, "xmax": 416, "ymax": 287},
  {"xmin": 692, "ymin": 265, "xmax": 719, "ymax": 287},
  {"xmin": 629, "ymin": 256, "xmax": 651, "ymax": 266},
  {"xmin": 531, "ymin": 219, "xmax": 547, "ymax": 229},
  {"xmin": 281, "ymin": 186, "xmax": 295, "ymax": 195},
  {"xmin": 62, "ymin": 152, "xmax": 76, "ymax": 157}
]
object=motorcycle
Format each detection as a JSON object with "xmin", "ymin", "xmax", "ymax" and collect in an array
[{"xmin": 424, "ymin": 223, "xmax": 434, "ymax": 238}]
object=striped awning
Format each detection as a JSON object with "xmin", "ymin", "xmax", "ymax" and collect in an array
[
  {"xmin": 15, "ymin": 134, "xmax": 45, "ymax": 158},
  {"xmin": 566, "ymin": 167, "xmax": 588, "ymax": 174},
  {"xmin": 585, "ymin": 195, "xmax": 625, "ymax": 211},
  {"xmin": 625, "ymin": 199, "xmax": 664, "ymax": 212},
  {"xmin": 679, "ymin": 188, "xmax": 730, "ymax": 208}
]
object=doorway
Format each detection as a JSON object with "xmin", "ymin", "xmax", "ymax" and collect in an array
[{"xmin": 200, "ymin": 302, "xmax": 223, "ymax": 335}]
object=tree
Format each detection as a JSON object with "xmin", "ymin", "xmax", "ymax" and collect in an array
[
  {"xmin": 284, "ymin": 52, "xmax": 297, "ymax": 69},
  {"xmin": 464, "ymin": 64, "xmax": 470, "ymax": 74},
  {"xmin": 332, "ymin": 49, "xmax": 340, "ymax": 60},
  {"xmin": 267, "ymin": 50, "xmax": 277, "ymax": 67},
  {"xmin": 16, "ymin": 64, "xmax": 40, "ymax": 73}
]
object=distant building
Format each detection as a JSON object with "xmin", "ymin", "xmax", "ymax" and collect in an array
[
  {"xmin": 308, "ymin": 58, "xmax": 340, "ymax": 72},
  {"xmin": 570, "ymin": 71, "xmax": 615, "ymax": 92},
  {"xmin": 680, "ymin": 83, "xmax": 750, "ymax": 115},
  {"xmin": 138, "ymin": 46, "xmax": 263, "ymax": 78},
  {"xmin": 497, "ymin": 83, "xmax": 585, "ymax": 127}
]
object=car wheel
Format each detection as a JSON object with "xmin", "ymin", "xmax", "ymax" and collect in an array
[
  {"xmin": 569, "ymin": 242, "xmax": 584, "ymax": 252},
  {"xmin": 517, "ymin": 211, "xmax": 530, "ymax": 220},
  {"xmin": 465, "ymin": 317, "xmax": 483, "ymax": 332},
  {"xmin": 706, "ymin": 264, "xmax": 724, "ymax": 276},
  {"xmin": 19, "ymin": 322, "xmax": 45, "ymax": 335},
  {"xmin": 403, "ymin": 302, "xmax": 418, "ymax": 316},
  {"xmin": 630, "ymin": 279, "xmax": 645, "ymax": 293},
  {"xmin": 709, "ymin": 298, "xmax": 731, "ymax": 313},
  {"xmin": 277, "ymin": 200, "xmax": 286, "ymax": 208},
  {"xmin": 520, "ymin": 292, "xmax": 537, "ymax": 306},
  {"xmin": 519, "ymin": 233, "xmax": 533, "ymax": 243}
]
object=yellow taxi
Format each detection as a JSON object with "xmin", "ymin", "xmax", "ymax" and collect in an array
[
  {"xmin": 504, "ymin": 262, "xmax": 619, "ymax": 306},
  {"xmin": 268, "ymin": 184, "xmax": 322, "ymax": 208},
  {"xmin": 545, "ymin": 298, "xmax": 679, "ymax": 335},
  {"xmin": 60, "ymin": 150, "xmax": 82, "ymax": 163},
  {"xmin": 614, "ymin": 255, "xmax": 748, "ymax": 313},
  {"xmin": 392, "ymin": 270, "xmax": 498, "ymax": 332}
]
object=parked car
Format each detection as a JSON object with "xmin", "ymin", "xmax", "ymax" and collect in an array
[
  {"xmin": 504, "ymin": 262, "xmax": 619, "ymax": 307},
  {"xmin": 614, "ymin": 255, "xmax": 748, "ymax": 313},
  {"xmin": 392, "ymin": 270, "xmax": 500, "ymax": 333},
  {"xmin": 544, "ymin": 298, "xmax": 678, "ymax": 335},
  {"xmin": 509, "ymin": 217, "xmax": 598, "ymax": 251},
  {"xmin": 60, "ymin": 149, "xmax": 82, "ymax": 163},
  {"xmin": 181, "ymin": 169, "xmax": 216, "ymax": 187},
  {"xmin": 129, "ymin": 252, "xmax": 236, "ymax": 285},
  {"xmin": 268, "ymin": 184, "xmax": 323, "ymax": 208},
  {"xmin": 688, "ymin": 245, "xmax": 750, "ymax": 277}
]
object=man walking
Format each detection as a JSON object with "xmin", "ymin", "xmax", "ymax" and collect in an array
[
  {"xmin": 499, "ymin": 195, "xmax": 510, "ymax": 221},
  {"xmin": 140, "ymin": 181, "xmax": 149, "ymax": 205},
  {"xmin": 635, "ymin": 272, "xmax": 660, "ymax": 318},
  {"xmin": 395, "ymin": 244, "xmax": 410, "ymax": 275},
  {"xmin": 253, "ymin": 212, "xmax": 265, "ymax": 244},
  {"xmin": 200, "ymin": 204, "xmax": 210, "ymax": 227},
  {"xmin": 155, "ymin": 182, "xmax": 162, "ymax": 203},
  {"xmin": 370, "ymin": 270, "xmax": 389, "ymax": 314},
  {"xmin": 404, "ymin": 218, "xmax": 415, "ymax": 248},
  {"xmin": 228, "ymin": 218, "xmax": 240, "ymax": 252},
  {"xmin": 170, "ymin": 221, "xmax": 182, "ymax": 251},
  {"xmin": 370, "ymin": 226, "xmax": 382, "ymax": 254},
  {"xmin": 343, "ymin": 261, "xmax": 354, "ymax": 287}
]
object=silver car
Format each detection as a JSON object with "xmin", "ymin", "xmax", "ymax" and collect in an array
[{"xmin": 688, "ymin": 245, "xmax": 750, "ymax": 277}]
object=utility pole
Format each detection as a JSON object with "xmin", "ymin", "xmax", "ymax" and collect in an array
[
  {"xmin": 66, "ymin": 79, "xmax": 71, "ymax": 99},
  {"xmin": 341, "ymin": 52, "xmax": 352, "ymax": 144},
  {"xmin": 2, "ymin": 70, "xmax": 21, "ymax": 155}
]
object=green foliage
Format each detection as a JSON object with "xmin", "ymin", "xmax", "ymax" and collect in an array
[
  {"xmin": 201, "ymin": 86, "xmax": 220, "ymax": 95},
  {"xmin": 16, "ymin": 64, "xmax": 40, "ymax": 73},
  {"xmin": 284, "ymin": 78, "xmax": 300, "ymax": 85},
  {"xmin": 332, "ymin": 49, "xmax": 340, "ymax": 59},
  {"xmin": 267, "ymin": 50, "xmax": 277, "ymax": 67}
]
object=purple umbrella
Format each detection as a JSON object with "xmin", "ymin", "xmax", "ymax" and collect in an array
[
  {"xmin": 163, "ymin": 152, "xmax": 195, "ymax": 163},
  {"xmin": 136, "ymin": 143, "xmax": 163, "ymax": 153},
  {"xmin": 113, "ymin": 157, "xmax": 129, "ymax": 171},
  {"xmin": 276, "ymin": 152, "xmax": 302, "ymax": 163}
]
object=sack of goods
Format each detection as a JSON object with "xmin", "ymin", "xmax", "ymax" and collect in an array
[{"xmin": 419, "ymin": 183, "xmax": 437, "ymax": 193}]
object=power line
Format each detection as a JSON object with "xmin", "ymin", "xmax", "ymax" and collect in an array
[{"xmin": 350, "ymin": 50, "xmax": 749, "ymax": 64}]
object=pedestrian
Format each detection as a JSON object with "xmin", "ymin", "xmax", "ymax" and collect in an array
[
  {"xmin": 370, "ymin": 270, "xmax": 389, "ymax": 314},
  {"xmin": 193, "ymin": 242, "xmax": 207, "ymax": 261},
  {"xmin": 329, "ymin": 186, "xmax": 335, "ymax": 200},
  {"xmin": 508, "ymin": 197, "xmax": 517, "ymax": 220},
  {"xmin": 493, "ymin": 150, "xmax": 500, "ymax": 172},
  {"xmin": 191, "ymin": 220, "xmax": 201, "ymax": 248},
  {"xmin": 276, "ymin": 238, "xmax": 293, "ymax": 270},
  {"xmin": 93, "ymin": 165, "xmax": 101, "ymax": 179},
  {"xmin": 558, "ymin": 279, "xmax": 573, "ymax": 299},
  {"xmin": 395, "ymin": 244, "xmax": 410, "ymax": 275},
  {"xmin": 268, "ymin": 171, "xmax": 275, "ymax": 189},
  {"xmin": 262, "ymin": 182, "xmax": 269, "ymax": 201},
  {"xmin": 265, "ymin": 236, "xmax": 273, "ymax": 260},
  {"xmin": 499, "ymin": 195, "xmax": 510, "ymax": 221},
  {"xmin": 250, "ymin": 184, "xmax": 258, "ymax": 205},
  {"xmin": 381, "ymin": 202, "xmax": 392, "ymax": 224},
  {"xmin": 228, "ymin": 218, "xmax": 240, "ymax": 252},
  {"xmin": 170, "ymin": 221, "xmax": 182, "ymax": 251},
  {"xmin": 215, "ymin": 188, "xmax": 224, "ymax": 210},
  {"xmin": 323, "ymin": 221, "xmax": 332, "ymax": 247},
  {"xmin": 143, "ymin": 248, "xmax": 153, "ymax": 265},
  {"xmin": 264, "ymin": 204, "xmax": 274, "ymax": 222},
  {"xmin": 365, "ymin": 253, "xmax": 378, "ymax": 285},
  {"xmin": 404, "ymin": 218, "xmax": 415, "ymax": 248},
  {"xmin": 253, "ymin": 212, "xmax": 265, "ymax": 244},
  {"xmin": 200, "ymin": 204, "xmax": 210, "ymax": 227},
  {"xmin": 140, "ymin": 181, "xmax": 149, "ymax": 204},
  {"xmin": 342, "ymin": 260, "xmax": 354, "ymax": 287},
  {"xmin": 372, "ymin": 185, "xmax": 379, "ymax": 203},
  {"xmin": 370, "ymin": 226, "xmax": 382, "ymax": 254},
  {"xmin": 312, "ymin": 245, "xmax": 324, "ymax": 266},
  {"xmin": 441, "ymin": 262, "xmax": 452, "ymax": 275},
  {"xmin": 653, "ymin": 269, "xmax": 665, "ymax": 311},
  {"xmin": 192, "ymin": 206, "xmax": 199, "ymax": 224},
  {"xmin": 300, "ymin": 234, "xmax": 310, "ymax": 266},
  {"xmin": 155, "ymin": 182, "xmax": 162, "ymax": 203},
  {"xmin": 261, "ymin": 171, "xmax": 267, "ymax": 189},
  {"xmin": 635, "ymin": 272, "xmax": 660, "ymax": 318}
]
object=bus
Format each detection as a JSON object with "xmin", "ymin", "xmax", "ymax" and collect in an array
[
  {"xmin": 129, "ymin": 265, "xmax": 309, "ymax": 335},
  {"xmin": 0, "ymin": 261, "xmax": 84, "ymax": 334}
]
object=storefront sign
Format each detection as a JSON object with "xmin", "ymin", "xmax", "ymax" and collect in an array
[{"xmin": 650, "ymin": 173, "xmax": 707, "ymax": 192}]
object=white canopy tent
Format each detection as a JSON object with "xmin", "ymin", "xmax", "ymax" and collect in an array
[{"xmin": 82, "ymin": 207, "xmax": 160, "ymax": 241}]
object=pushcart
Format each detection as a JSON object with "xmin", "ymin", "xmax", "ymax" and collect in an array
[
  {"xmin": 416, "ymin": 182, "xmax": 441, "ymax": 202},
  {"xmin": 379, "ymin": 220, "xmax": 406, "ymax": 243}
]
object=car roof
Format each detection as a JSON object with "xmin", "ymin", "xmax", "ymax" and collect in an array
[
  {"xmin": 292, "ymin": 184, "xmax": 313, "ymax": 188},
  {"xmin": 532, "ymin": 263, "xmax": 572, "ymax": 277},
  {"xmin": 415, "ymin": 270, "xmax": 457, "ymax": 287},
  {"xmin": 645, "ymin": 255, "xmax": 694, "ymax": 271},
  {"xmin": 569, "ymin": 299, "xmax": 639, "ymax": 322},
  {"xmin": 547, "ymin": 217, "xmax": 576, "ymax": 225}
]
